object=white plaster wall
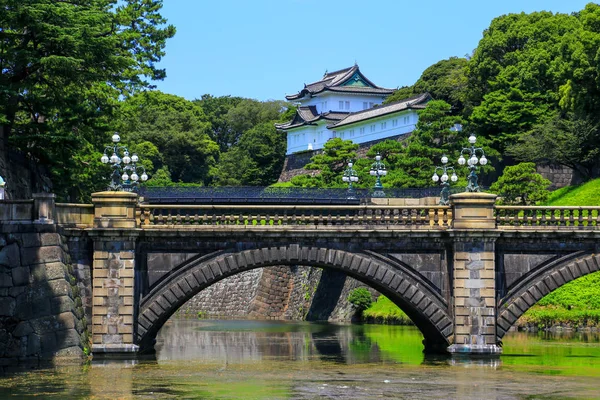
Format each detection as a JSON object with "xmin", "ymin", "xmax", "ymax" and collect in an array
[
  {"xmin": 334, "ymin": 110, "xmax": 418, "ymax": 145},
  {"xmin": 286, "ymin": 110, "xmax": 419, "ymax": 155},
  {"xmin": 299, "ymin": 93, "xmax": 387, "ymax": 114}
]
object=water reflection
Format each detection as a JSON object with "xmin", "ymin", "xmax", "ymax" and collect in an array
[
  {"xmin": 155, "ymin": 319, "xmax": 426, "ymax": 365},
  {"xmin": 0, "ymin": 320, "xmax": 599, "ymax": 399}
]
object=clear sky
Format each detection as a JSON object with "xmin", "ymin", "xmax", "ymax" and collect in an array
[{"xmin": 154, "ymin": 0, "xmax": 592, "ymax": 102}]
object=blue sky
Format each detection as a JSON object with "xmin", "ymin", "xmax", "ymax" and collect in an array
[{"xmin": 154, "ymin": 0, "xmax": 592, "ymax": 101}]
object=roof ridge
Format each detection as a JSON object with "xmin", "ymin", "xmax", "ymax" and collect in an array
[{"xmin": 323, "ymin": 66, "xmax": 354, "ymax": 78}]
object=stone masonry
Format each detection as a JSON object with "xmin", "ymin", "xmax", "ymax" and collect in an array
[
  {"xmin": 89, "ymin": 191, "xmax": 138, "ymax": 353},
  {"xmin": 0, "ymin": 224, "xmax": 87, "ymax": 370}
]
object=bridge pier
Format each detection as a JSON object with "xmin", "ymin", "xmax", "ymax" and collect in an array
[
  {"xmin": 448, "ymin": 193, "xmax": 502, "ymax": 355},
  {"xmin": 89, "ymin": 191, "xmax": 139, "ymax": 354}
]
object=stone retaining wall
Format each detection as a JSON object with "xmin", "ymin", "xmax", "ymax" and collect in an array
[
  {"xmin": 536, "ymin": 163, "xmax": 577, "ymax": 189},
  {"xmin": 0, "ymin": 224, "xmax": 87, "ymax": 370},
  {"xmin": 179, "ymin": 265, "xmax": 374, "ymax": 323}
]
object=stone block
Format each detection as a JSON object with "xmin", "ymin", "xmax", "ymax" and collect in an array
[
  {"xmin": 48, "ymin": 279, "xmax": 72, "ymax": 297},
  {"xmin": 40, "ymin": 333, "xmax": 57, "ymax": 353},
  {"xmin": 0, "ymin": 297, "xmax": 16, "ymax": 316},
  {"xmin": 51, "ymin": 296, "xmax": 75, "ymax": 314},
  {"xmin": 45, "ymin": 262, "xmax": 66, "ymax": 281},
  {"xmin": 0, "ymin": 272, "xmax": 11, "ymax": 287},
  {"xmin": 464, "ymin": 279, "xmax": 483, "ymax": 289},
  {"xmin": 0, "ymin": 243, "xmax": 20, "ymax": 267},
  {"xmin": 27, "ymin": 334, "xmax": 41, "ymax": 356},
  {"xmin": 21, "ymin": 246, "xmax": 65, "ymax": 266},
  {"xmin": 11, "ymin": 266, "xmax": 29, "ymax": 286},
  {"xmin": 93, "ymin": 306, "xmax": 108, "ymax": 316},
  {"xmin": 40, "ymin": 233, "xmax": 61, "ymax": 247},
  {"xmin": 465, "ymin": 260, "xmax": 484, "ymax": 270},
  {"xmin": 55, "ymin": 329, "xmax": 81, "ymax": 349},
  {"xmin": 21, "ymin": 233, "xmax": 41, "ymax": 248},
  {"xmin": 13, "ymin": 322, "xmax": 34, "ymax": 337}
]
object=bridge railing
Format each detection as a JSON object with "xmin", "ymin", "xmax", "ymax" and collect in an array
[
  {"xmin": 137, "ymin": 205, "xmax": 452, "ymax": 229},
  {"xmin": 495, "ymin": 206, "xmax": 600, "ymax": 229},
  {"xmin": 0, "ymin": 200, "xmax": 34, "ymax": 222},
  {"xmin": 55, "ymin": 203, "xmax": 94, "ymax": 227}
]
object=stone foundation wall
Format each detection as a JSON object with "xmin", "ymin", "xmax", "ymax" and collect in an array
[
  {"xmin": 178, "ymin": 269, "xmax": 263, "ymax": 317},
  {"xmin": 0, "ymin": 224, "xmax": 87, "ymax": 370},
  {"xmin": 536, "ymin": 163, "xmax": 577, "ymax": 189},
  {"xmin": 179, "ymin": 265, "xmax": 375, "ymax": 323}
]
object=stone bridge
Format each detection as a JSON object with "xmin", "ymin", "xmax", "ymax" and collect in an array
[{"xmin": 4, "ymin": 191, "xmax": 600, "ymax": 356}]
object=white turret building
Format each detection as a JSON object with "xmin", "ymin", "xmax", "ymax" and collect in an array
[{"xmin": 276, "ymin": 65, "xmax": 430, "ymax": 155}]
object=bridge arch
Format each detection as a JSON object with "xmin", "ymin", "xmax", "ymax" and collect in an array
[
  {"xmin": 136, "ymin": 244, "xmax": 453, "ymax": 353},
  {"xmin": 497, "ymin": 252, "xmax": 600, "ymax": 340}
]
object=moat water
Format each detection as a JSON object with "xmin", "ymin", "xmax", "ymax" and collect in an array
[{"xmin": 1, "ymin": 319, "xmax": 599, "ymax": 399}]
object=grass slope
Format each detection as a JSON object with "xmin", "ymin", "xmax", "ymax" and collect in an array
[
  {"xmin": 363, "ymin": 295, "xmax": 412, "ymax": 325},
  {"xmin": 522, "ymin": 178, "xmax": 600, "ymax": 327}
]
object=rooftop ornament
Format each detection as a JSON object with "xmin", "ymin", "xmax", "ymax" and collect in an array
[
  {"xmin": 100, "ymin": 133, "xmax": 148, "ymax": 191},
  {"xmin": 342, "ymin": 160, "xmax": 359, "ymax": 199},
  {"xmin": 432, "ymin": 155, "xmax": 458, "ymax": 205},
  {"xmin": 369, "ymin": 152, "xmax": 387, "ymax": 198},
  {"xmin": 457, "ymin": 130, "xmax": 488, "ymax": 192}
]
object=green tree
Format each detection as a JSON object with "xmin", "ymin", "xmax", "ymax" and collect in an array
[
  {"xmin": 385, "ymin": 57, "xmax": 469, "ymax": 114},
  {"xmin": 0, "ymin": 0, "xmax": 175, "ymax": 200},
  {"xmin": 117, "ymin": 91, "xmax": 219, "ymax": 185},
  {"xmin": 224, "ymin": 99, "xmax": 286, "ymax": 149},
  {"xmin": 507, "ymin": 113, "xmax": 600, "ymax": 180},
  {"xmin": 215, "ymin": 123, "xmax": 286, "ymax": 186},
  {"xmin": 465, "ymin": 9, "xmax": 594, "ymax": 152},
  {"xmin": 348, "ymin": 288, "xmax": 373, "ymax": 316},
  {"xmin": 194, "ymin": 95, "xmax": 244, "ymax": 152},
  {"xmin": 291, "ymin": 138, "xmax": 358, "ymax": 188},
  {"xmin": 490, "ymin": 162, "xmax": 551, "ymax": 205},
  {"xmin": 384, "ymin": 100, "xmax": 470, "ymax": 188}
]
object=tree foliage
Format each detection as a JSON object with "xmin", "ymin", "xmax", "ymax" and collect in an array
[
  {"xmin": 348, "ymin": 288, "xmax": 372, "ymax": 313},
  {"xmin": 507, "ymin": 113, "xmax": 600, "ymax": 180},
  {"xmin": 118, "ymin": 91, "xmax": 219, "ymax": 185},
  {"xmin": 291, "ymin": 138, "xmax": 358, "ymax": 188},
  {"xmin": 215, "ymin": 123, "xmax": 286, "ymax": 186},
  {"xmin": 385, "ymin": 57, "xmax": 469, "ymax": 114},
  {"xmin": 0, "ymin": 0, "xmax": 175, "ymax": 200},
  {"xmin": 490, "ymin": 162, "xmax": 551, "ymax": 205},
  {"xmin": 466, "ymin": 6, "xmax": 600, "ymax": 152}
]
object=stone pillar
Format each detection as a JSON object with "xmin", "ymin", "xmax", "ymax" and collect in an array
[
  {"xmin": 448, "ymin": 192, "xmax": 501, "ymax": 354},
  {"xmin": 33, "ymin": 193, "xmax": 56, "ymax": 224},
  {"xmin": 90, "ymin": 191, "xmax": 139, "ymax": 354}
]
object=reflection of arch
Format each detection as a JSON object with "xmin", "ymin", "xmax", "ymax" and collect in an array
[
  {"xmin": 136, "ymin": 245, "xmax": 453, "ymax": 353},
  {"xmin": 497, "ymin": 252, "xmax": 600, "ymax": 340}
]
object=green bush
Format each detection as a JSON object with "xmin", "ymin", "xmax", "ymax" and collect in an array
[
  {"xmin": 348, "ymin": 288, "xmax": 372, "ymax": 312},
  {"xmin": 363, "ymin": 295, "xmax": 413, "ymax": 325}
]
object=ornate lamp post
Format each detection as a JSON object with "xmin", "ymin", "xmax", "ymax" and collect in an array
[
  {"xmin": 432, "ymin": 155, "xmax": 458, "ymax": 205},
  {"xmin": 100, "ymin": 132, "xmax": 148, "ymax": 191},
  {"xmin": 342, "ymin": 160, "xmax": 359, "ymax": 199},
  {"xmin": 457, "ymin": 133, "xmax": 488, "ymax": 192},
  {"xmin": 369, "ymin": 152, "xmax": 388, "ymax": 198}
]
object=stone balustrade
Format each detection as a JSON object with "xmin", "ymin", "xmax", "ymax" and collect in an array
[
  {"xmin": 495, "ymin": 206, "xmax": 600, "ymax": 229},
  {"xmin": 55, "ymin": 204, "xmax": 94, "ymax": 227},
  {"xmin": 0, "ymin": 200, "xmax": 34, "ymax": 222},
  {"xmin": 137, "ymin": 204, "xmax": 453, "ymax": 229}
]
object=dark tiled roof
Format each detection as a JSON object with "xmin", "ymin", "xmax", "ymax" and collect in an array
[
  {"xmin": 328, "ymin": 93, "xmax": 431, "ymax": 129},
  {"xmin": 285, "ymin": 65, "xmax": 394, "ymax": 100},
  {"xmin": 275, "ymin": 107, "xmax": 348, "ymax": 130},
  {"xmin": 326, "ymin": 86, "xmax": 394, "ymax": 95}
]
